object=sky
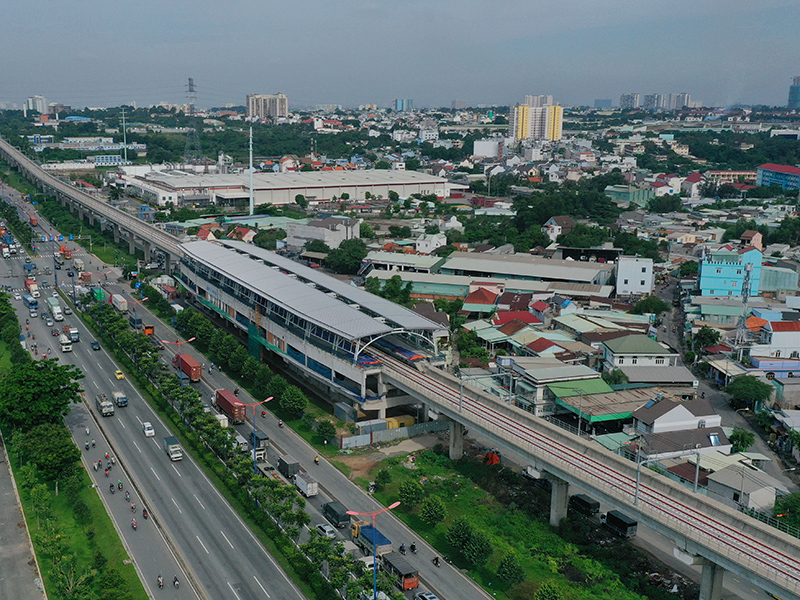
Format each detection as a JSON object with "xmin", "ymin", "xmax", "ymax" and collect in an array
[{"xmin": 1, "ymin": 0, "xmax": 799, "ymax": 110}]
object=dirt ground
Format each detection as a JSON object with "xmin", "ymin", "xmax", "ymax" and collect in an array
[{"xmin": 336, "ymin": 433, "xmax": 447, "ymax": 480}]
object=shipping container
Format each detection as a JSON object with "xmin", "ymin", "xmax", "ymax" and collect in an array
[
  {"xmin": 213, "ymin": 389, "xmax": 246, "ymax": 424},
  {"xmin": 385, "ymin": 415, "xmax": 415, "ymax": 429},
  {"xmin": 356, "ymin": 418, "xmax": 388, "ymax": 435}
]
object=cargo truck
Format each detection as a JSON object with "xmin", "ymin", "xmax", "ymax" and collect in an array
[
  {"xmin": 323, "ymin": 501, "xmax": 350, "ymax": 528},
  {"xmin": 29, "ymin": 215, "xmax": 38, "ymax": 227},
  {"xmin": 95, "ymin": 393, "xmax": 114, "ymax": 416},
  {"xmin": 381, "ymin": 552, "xmax": 419, "ymax": 590},
  {"xmin": 23, "ymin": 263, "xmax": 35, "ymax": 274},
  {"xmin": 62, "ymin": 324, "xmax": 79, "ymax": 342},
  {"xmin": 112, "ymin": 391, "xmax": 128, "ymax": 407},
  {"xmin": 73, "ymin": 258, "xmax": 85, "ymax": 272},
  {"xmin": 1, "ymin": 246, "xmax": 8, "ymax": 259},
  {"xmin": 600, "ymin": 510, "xmax": 637, "ymax": 539},
  {"xmin": 59, "ymin": 333, "xmax": 72, "ymax": 352},
  {"xmin": 172, "ymin": 353, "xmax": 201, "ymax": 382},
  {"xmin": 47, "ymin": 296, "xmax": 63, "ymax": 321},
  {"xmin": 569, "ymin": 494, "xmax": 601, "ymax": 517},
  {"xmin": 59, "ymin": 245, "xmax": 72, "ymax": 259},
  {"xmin": 129, "ymin": 315, "xmax": 142, "ymax": 329},
  {"xmin": 213, "ymin": 389, "xmax": 246, "ymax": 424},
  {"xmin": 251, "ymin": 431, "xmax": 269, "ymax": 462},
  {"xmin": 163, "ymin": 436, "xmax": 183, "ymax": 461},
  {"xmin": 351, "ymin": 519, "xmax": 392, "ymax": 557},
  {"xmin": 294, "ymin": 472, "xmax": 319, "ymax": 497},
  {"xmin": 277, "ymin": 455, "xmax": 300, "ymax": 479},
  {"xmin": 24, "ymin": 278, "xmax": 39, "ymax": 298},
  {"xmin": 111, "ymin": 294, "xmax": 128, "ymax": 313}
]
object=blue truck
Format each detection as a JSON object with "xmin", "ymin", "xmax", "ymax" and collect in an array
[{"xmin": 351, "ymin": 520, "xmax": 392, "ymax": 556}]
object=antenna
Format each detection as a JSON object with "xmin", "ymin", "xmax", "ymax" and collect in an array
[
  {"xmin": 184, "ymin": 77, "xmax": 203, "ymax": 165},
  {"xmin": 734, "ymin": 262, "xmax": 753, "ymax": 351}
]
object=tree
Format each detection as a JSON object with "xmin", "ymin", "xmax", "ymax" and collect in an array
[
  {"xmin": 729, "ymin": 426, "xmax": 756, "ymax": 453},
  {"xmin": 497, "ymin": 552, "xmax": 526, "ymax": 585},
  {"xmin": 725, "ymin": 375, "xmax": 773, "ymax": 408},
  {"xmin": 279, "ymin": 385, "xmax": 307, "ymax": 416},
  {"xmin": 317, "ymin": 419, "xmax": 336, "ymax": 440},
  {"xmin": 305, "ymin": 239, "xmax": 331, "ymax": 253},
  {"xmin": 679, "ymin": 260, "xmax": 699, "ymax": 276},
  {"xmin": 360, "ymin": 223, "xmax": 375, "ymax": 239},
  {"xmin": 19, "ymin": 423, "xmax": 81, "ymax": 481},
  {"xmin": 374, "ymin": 469, "xmax": 392, "ymax": 491},
  {"xmin": 295, "ymin": 194, "xmax": 308, "ymax": 209},
  {"xmin": 398, "ymin": 479, "xmax": 424, "ymax": 507},
  {"xmin": 693, "ymin": 325, "xmax": 721, "ymax": 351},
  {"xmin": 375, "ymin": 161, "xmax": 391, "ymax": 170},
  {"xmin": 325, "ymin": 238, "xmax": 367, "ymax": 274},
  {"xmin": 602, "ymin": 369, "xmax": 629, "ymax": 386},
  {"xmin": 533, "ymin": 581, "xmax": 561, "ymax": 600},
  {"xmin": 388, "ymin": 190, "xmax": 399, "ymax": 202},
  {"xmin": 629, "ymin": 295, "xmax": 670, "ymax": 315},
  {"xmin": 0, "ymin": 359, "xmax": 84, "ymax": 431},
  {"xmin": 446, "ymin": 517, "xmax": 473, "ymax": 547},
  {"xmin": 462, "ymin": 530, "xmax": 492, "ymax": 566},
  {"xmin": 419, "ymin": 495, "xmax": 446, "ymax": 526}
]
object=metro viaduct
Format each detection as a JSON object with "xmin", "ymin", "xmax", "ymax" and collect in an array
[{"xmin": 0, "ymin": 136, "xmax": 181, "ymax": 270}]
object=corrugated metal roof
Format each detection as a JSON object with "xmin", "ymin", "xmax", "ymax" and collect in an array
[
  {"xmin": 441, "ymin": 252, "xmax": 613, "ymax": 283},
  {"xmin": 182, "ymin": 242, "xmax": 394, "ymax": 341},
  {"xmin": 217, "ymin": 241, "xmax": 445, "ymax": 333}
]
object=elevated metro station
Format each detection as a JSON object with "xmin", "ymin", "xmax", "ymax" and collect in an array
[{"xmin": 178, "ymin": 240, "xmax": 448, "ymax": 415}]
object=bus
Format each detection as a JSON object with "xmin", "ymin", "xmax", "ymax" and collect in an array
[
  {"xmin": 22, "ymin": 295, "xmax": 38, "ymax": 310},
  {"xmin": 46, "ymin": 296, "xmax": 63, "ymax": 321}
]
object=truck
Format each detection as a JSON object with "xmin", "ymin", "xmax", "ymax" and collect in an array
[
  {"xmin": 143, "ymin": 324, "xmax": 155, "ymax": 336},
  {"xmin": 111, "ymin": 391, "xmax": 128, "ymax": 407},
  {"xmin": 47, "ymin": 296, "xmax": 63, "ymax": 321},
  {"xmin": 95, "ymin": 393, "xmax": 114, "ymax": 416},
  {"xmin": 380, "ymin": 552, "xmax": 419, "ymax": 590},
  {"xmin": 294, "ymin": 472, "xmax": 319, "ymax": 497},
  {"xmin": 29, "ymin": 215, "xmax": 38, "ymax": 227},
  {"xmin": 59, "ymin": 245, "xmax": 72, "ymax": 259},
  {"xmin": 568, "ymin": 494, "xmax": 600, "ymax": 517},
  {"xmin": 62, "ymin": 324, "xmax": 80, "ymax": 342},
  {"xmin": 172, "ymin": 353, "xmax": 201, "ymax": 382},
  {"xmin": 351, "ymin": 519, "xmax": 392, "ymax": 557},
  {"xmin": 2, "ymin": 246, "xmax": 8, "ymax": 259},
  {"xmin": 277, "ymin": 454, "xmax": 300, "ymax": 479},
  {"xmin": 23, "ymin": 263, "xmax": 35, "ymax": 274},
  {"xmin": 111, "ymin": 294, "xmax": 128, "ymax": 313},
  {"xmin": 59, "ymin": 333, "xmax": 72, "ymax": 352},
  {"xmin": 251, "ymin": 431, "xmax": 269, "ymax": 462},
  {"xmin": 323, "ymin": 501, "xmax": 350, "ymax": 528},
  {"xmin": 212, "ymin": 389, "xmax": 246, "ymax": 424},
  {"xmin": 163, "ymin": 436, "xmax": 183, "ymax": 461},
  {"xmin": 73, "ymin": 258, "xmax": 85, "ymax": 272},
  {"xmin": 129, "ymin": 315, "xmax": 142, "ymax": 329},
  {"xmin": 24, "ymin": 278, "xmax": 40, "ymax": 298},
  {"xmin": 600, "ymin": 510, "xmax": 637, "ymax": 539}
]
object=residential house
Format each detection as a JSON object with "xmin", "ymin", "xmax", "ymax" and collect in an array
[
  {"xmin": 631, "ymin": 396, "xmax": 720, "ymax": 435},
  {"xmin": 616, "ymin": 257, "xmax": 654, "ymax": 297},
  {"xmin": 706, "ymin": 465, "xmax": 788, "ymax": 511},
  {"xmin": 740, "ymin": 230, "xmax": 763, "ymax": 251},
  {"xmin": 285, "ymin": 216, "xmax": 362, "ymax": 250},
  {"xmin": 226, "ymin": 227, "xmax": 256, "ymax": 243},
  {"xmin": 602, "ymin": 335, "xmax": 679, "ymax": 371},
  {"xmin": 541, "ymin": 216, "xmax": 576, "ymax": 243},
  {"xmin": 699, "ymin": 247, "xmax": 762, "ymax": 297},
  {"xmin": 416, "ymin": 232, "xmax": 447, "ymax": 255}
]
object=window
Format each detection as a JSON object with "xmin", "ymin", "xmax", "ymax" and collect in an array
[
  {"xmin": 623, "ymin": 279, "xmax": 629, "ymax": 284},
  {"xmin": 640, "ymin": 280, "xmax": 646, "ymax": 286},
  {"xmin": 642, "ymin": 267, "xmax": 647, "ymax": 273},
  {"xmin": 733, "ymin": 491, "xmax": 741, "ymax": 503},
  {"xmin": 698, "ymin": 420, "xmax": 706, "ymax": 428},
  {"xmin": 737, "ymin": 269, "xmax": 742, "ymax": 275},
  {"xmin": 792, "ymin": 351, "xmax": 799, "ymax": 359},
  {"xmin": 631, "ymin": 357, "xmax": 638, "ymax": 365},
  {"xmin": 776, "ymin": 351, "xmax": 782, "ymax": 358},
  {"xmin": 618, "ymin": 358, "xmax": 624, "ymax": 365},
  {"xmin": 708, "ymin": 434, "xmax": 721, "ymax": 446},
  {"xmin": 655, "ymin": 358, "xmax": 664, "ymax": 365},
  {"xmin": 716, "ymin": 268, "xmax": 722, "ymax": 274}
]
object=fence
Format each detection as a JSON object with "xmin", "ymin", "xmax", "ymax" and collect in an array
[{"xmin": 339, "ymin": 420, "xmax": 451, "ymax": 450}]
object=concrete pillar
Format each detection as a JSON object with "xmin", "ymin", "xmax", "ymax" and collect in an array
[
  {"xmin": 377, "ymin": 405, "xmax": 386, "ymax": 419},
  {"xmin": 547, "ymin": 475, "xmax": 569, "ymax": 527},
  {"xmin": 112, "ymin": 226, "xmax": 119, "ymax": 244},
  {"xmin": 699, "ymin": 560, "xmax": 724, "ymax": 600},
  {"xmin": 129, "ymin": 234, "xmax": 136, "ymax": 255},
  {"xmin": 448, "ymin": 421, "xmax": 464, "ymax": 460},
  {"xmin": 163, "ymin": 252, "xmax": 172, "ymax": 275},
  {"xmin": 142, "ymin": 241, "xmax": 151, "ymax": 264}
]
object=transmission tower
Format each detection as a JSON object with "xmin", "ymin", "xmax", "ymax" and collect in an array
[
  {"xmin": 184, "ymin": 77, "xmax": 203, "ymax": 164},
  {"xmin": 733, "ymin": 262, "xmax": 754, "ymax": 356}
]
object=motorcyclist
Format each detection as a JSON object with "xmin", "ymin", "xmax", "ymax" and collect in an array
[
  {"xmin": 118, "ymin": 480, "xmax": 123, "ymax": 490},
  {"xmin": 109, "ymin": 483, "xmax": 115, "ymax": 494},
  {"xmin": 131, "ymin": 503, "xmax": 136, "ymax": 513},
  {"xmin": 131, "ymin": 518, "xmax": 137, "ymax": 530},
  {"xmin": 125, "ymin": 490, "xmax": 130, "ymax": 501},
  {"xmin": 157, "ymin": 575, "xmax": 163, "ymax": 589},
  {"xmin": 433, "ymin": 556, "xmax": 440, "ymax": 566},
  {"xmin": 279, "ymin": 420, "xmax": 283, "ymax": 428},
  {"xmin": 173, "ymin": 576, "xmax": 180, "ymax": 588},
  {"xmin": 314, "ymin": 456, "xmax": 320, "ymax": 465},
  {"xmin": 399, "ymin": 543, "xmax": 406, "ymax": 554},
  {"xmin": 410, "ymin": 542, "xmax": 417, "ymax": 554},
  {"xmin": 143, "ymin": 508, "xmax": 149, "ymax": 519}
]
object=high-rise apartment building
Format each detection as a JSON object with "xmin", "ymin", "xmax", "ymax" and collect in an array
[
  {"xmin": 789, "ymin": 76, "xmax": 800, "ymax": 110},
  {"xmin": 451, "ymin": 99, "xmax": 467, "ymax": 110},
  {"xmin": 620, "ymin": 93, "xmax": 640, "ymax": 109},
  {"xmin": 26, "ymin": 95, "xmax": 48, "ymax": 114},
  {"xmin": 246, "ymin": 93, "xmax": 289, "ymax": 120},
  {"xmin": 594, "ymin": 99, "xmax": 612, "ymax": 109},
  {"xmin": 510, "ymin": 104, "xmax": 562, "ymax": 141},
  {"xmin": 545, "ymin": 105, "xmax": 563, "ymax": 141},
  {"xmin": 524, "ymin": 94, "xmax": 554, "ymax": 108},
  {"xmin": 393, "ymin": 99, "xmax": 414, "ymax": 111},
  {"xmin": 509, "ymin": 104, "xmax": 531, "ymax": 141},
  {"xmin": 674, "ymin": 93, "xmax": 692, "ymax": 109}
]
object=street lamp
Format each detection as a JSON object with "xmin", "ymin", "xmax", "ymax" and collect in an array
[
  {"xmin": 347, "ymin": 501, "xmax": 401, "ymax": 600},
  {"xmin": 130, "ymin": 297, "xmax": 149, "ymax": 338},
  {"xmin": 572, "ymin": 388, "xmax": 585, "ymax": 438},
  {"xmin": 239, "ymin": 397, "xmax": 273, "ymax": 474},
  {"xmin": 162, "ymin": 337, "xmax": 196, "ymax": 388}
]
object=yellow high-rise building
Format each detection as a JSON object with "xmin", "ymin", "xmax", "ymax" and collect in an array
[
  {"xmin": 509, "ymin": 104, "xmax": 531, "ymax": 141},
  {"xmin": 510, "ymin": 103, "xmax": 562, "ymax": 141},
  {"xmin": 546, "ymin": 105, "xmax": 563, "ymax": 141}
]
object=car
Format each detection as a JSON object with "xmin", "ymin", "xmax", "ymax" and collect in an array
[
  {"xmin": 63, "ymin": 306, "xmax": 72, "ymax": 315},
  {"xmin": 24, "ymin": 257, "xmax": 31, "ymax": 264},
  {"xmin": 29, "ymin": 310, "xmax": 37, "ymax": 318},
  {"xmin": 55, "ymin": 264, "xmax": 61, "ymax": 270},
  {"xmin": 51, "ymin": 328, "xmax": 60, "ymax": 337},
  {"xmin": 315, "ymin": 523, "xmax": 336, "ymax": 539},
  {"xmin": 91, "ymin": 341, "xmax": 101, "ymax": 351},
  {"xmin": 13, "ymin": 293, "xmax": 20, "ymax": 301},
  {"xmin": 142, "ymin": 422, "xmax": 155, "ymax": 437},
  {"xmin": 114, "ymin": 370, "xmax": 125, "ymax": 380},
  {"xmin": 414, "ymin": 593, "xmax": 440, "ymax": 600},
  {"xmin": 45, "ymin": 318, "xmax": 54, "ymax": 327}
]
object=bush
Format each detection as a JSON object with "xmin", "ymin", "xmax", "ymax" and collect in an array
[
  {"xmin": 398, "ymin": 479, "xmax": 424, "ymax": 507},
  {"xmin": 419, "ymin": 495, "xmax": 446, "ymax": 526}
]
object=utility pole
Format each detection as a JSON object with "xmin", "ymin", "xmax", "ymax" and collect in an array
[
  {"xmin": 249, "ymin": 127, "xmax": 254, "ymax": 216},
  {"xmin": 121, "ymin": 108, "xmax": 128, "ymax": 162}
]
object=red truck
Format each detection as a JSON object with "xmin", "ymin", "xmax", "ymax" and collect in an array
[
  {"xmin": 213, "ymin": 389, "xmax": 246, "ymax": 424},
  {"xmin": 172, "ymin": 353, "xmax": 202, "ymax": 382},
  {"xmin": 29, "ymin": 215, "xmax": 38, "ymax": 227},
  {"xmin": 60, "ymin": 245, "xmax": 72, "ymax": 259}
]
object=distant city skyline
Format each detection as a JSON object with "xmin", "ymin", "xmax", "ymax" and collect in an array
[{"xmin": 0, "ymin": 1, "xmax": 798, "ymax": 110}]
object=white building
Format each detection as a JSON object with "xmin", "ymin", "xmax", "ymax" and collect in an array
[
  {"xmin": 631, "ymin": 397, "xmax": 721, "ymax": 435},
  {"xmin": 602, "ymin": 335, "xmax": 679, "ymax": 371},
  {"xmin": 285, "ymin": 216, "xmax": 361, "ymax": 250},
  {"xmin": 616, "ymin": 256, "xmax": 654, "ymax": 296},
  {"xmin": 246, "ymin": 93, "xmax": 289, "ymax": 120},
  {"xmin": 472, "ymin": 139, "xmax": 503, "ymax": 159},
  {"xmin": 415, "ymin": 232, "xmax": 447, "ymax": 255},
  {"xmin": 26, "ymin": 95, "xmax": 48, "ymax": 114},
  {"xmin": 419, "ymin": 129, "xmax": 439, "ymax": 142}
]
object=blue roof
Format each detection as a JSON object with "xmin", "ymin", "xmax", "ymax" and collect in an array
[{"xmin": 65, "ymin": 116, "xmax": 92, "ymax": 122}]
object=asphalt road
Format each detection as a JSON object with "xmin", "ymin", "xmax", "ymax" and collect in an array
[{"xmin": 6, "ymin": 214, "xmax": 306, "ymax": 600}]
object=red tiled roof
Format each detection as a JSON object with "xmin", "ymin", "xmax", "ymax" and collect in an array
[
  {"xmin": 526, "ymin": 338, "xmax": 557, "ymax": 353},
  {"xmin": 685, "ymin": 172, "xmax": 703, "ymax": 183},
  {"xmin": 703, "ymin": 343, "xmax": 732, "ymax": 354},
  {"xmin": 492, "ymin": 311, "xmax": 542, "ymax": 326},
  {"xmin": 769, "ymin": 321, "xmax": 800, "ymax": 332},
  {"xmin": 464, "ymin": 287, "xmax": 498, "ymax": 305},
  {"xmin": 531, "ymin": 300, "xmax": 549, "ymax": 312},
  {"xmin": 498, "ymin": 320, "xmax": 530, "ymax": 336},
  {"xmin": 758, "ymin": 163, "xmax": 800, "ymax": 176}
]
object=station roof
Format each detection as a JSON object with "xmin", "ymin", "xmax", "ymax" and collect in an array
[
  {"xmin": 216, "ymin": 240, "xmax": 446, "ymax": 334},
  {"xmin": 441, "ymin": 252, "xmax": 614, "ymax": 283}
]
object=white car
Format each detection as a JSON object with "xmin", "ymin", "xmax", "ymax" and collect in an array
[
  {"xmin": 315, "ymin": 523, "xmax": 336, "ymax": 539},
  {"xmin": 13, "ymin": 293, "xmax": 21, "ymax": 301},
  {"xmin": 52, "ymin": 290, "xmax": 59, "ymax": 297},
  {"xmin": 142, "ymin": 422, "xmax": 155, "ymax": 437},
  {"xmin": 414, "ymin": 593, "xmax": 441, "ymax": 600}
]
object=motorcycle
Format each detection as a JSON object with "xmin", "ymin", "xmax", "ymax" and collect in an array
[
  {"xmin": 432, "ymin": 556, "xmax": 440, "ymax": 567},
  {"xmin": 109, "ymin": 484, "xmax": 115, "ymax": 494},
  {"xmin": 143, "ymin": 508, "xmax": 149, "ymax": 519},
  {"xmin": 131, "ymin": 503, "xmax": 136, "ymax": 513},
  {"xmin": 410, "ymin": 543, "xmax": 417, "ymax": 555},
  {"xmin": 278, "ymin": 420, "xmax": 284, "ymax": 428},
  {"xmin": 118, "ymin": 481, "xmax": 123, "ymax": 491},
  {"xmin": 399, "ymin": 544, "xmax": 406, "ymax": 555},
  {"xmin": 314, "ymin": 456, "xmax": 320, "ymax": 465},
  {"xmin": 131, "ymin": 519, "xmax": 137, "ymax": 530},
  {"xmin": 157, "ymin": 575, "xmax": 164, "ymax": 589},
  {"xmin": 173, "ymin": 576, "xmax": 180, "ymax": 589}
]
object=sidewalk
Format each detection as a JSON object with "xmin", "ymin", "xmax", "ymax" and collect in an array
[{"xmin": 0, "ymin": 438, "xmax": 46, "ymax": 600}]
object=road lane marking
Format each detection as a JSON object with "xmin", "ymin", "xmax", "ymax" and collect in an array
[
  {"xmin": 93, "ymin": 381, "xmax": 98, "ymax": 388},
  {"xmin": 227, "ymin": 581, "xmax": 242, "ymax": 600},
  {"xmin": 171, "ymin": 497, "xmax": 182, "ymax": 514},
  {"xmin": 253, "ymin": 577, "xmax": 270, "ymax": 598},
  {"xmin": 196, "ymin": 536, "xmax": 209, "ymax": 554},
  {"xmin": 150, "ymin": 467, "xmax": 160, "ymax": 481},
  {"xmin": 171, "ymin": 464, "xmax": 181, "ymax": 477},
  {"xmin": 220, "ymin": 530, "xmax": 235, "ymax": 549},
  {"xmin": 193, "ymin": 494, "xmax": 206, "ymax": 510},
  {"xmin": 132, "ymin": 440, "xmax": 141, "ymax": 453}
]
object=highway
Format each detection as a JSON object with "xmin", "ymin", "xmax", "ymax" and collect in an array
[{"xmin": 5, "ymin": 211, "xmax": 306, "ymax": 600}]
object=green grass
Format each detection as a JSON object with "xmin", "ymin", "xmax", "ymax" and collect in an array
[{"xmin": 6, "ymin": 442, "xmax": 148, "ymax": 600}]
